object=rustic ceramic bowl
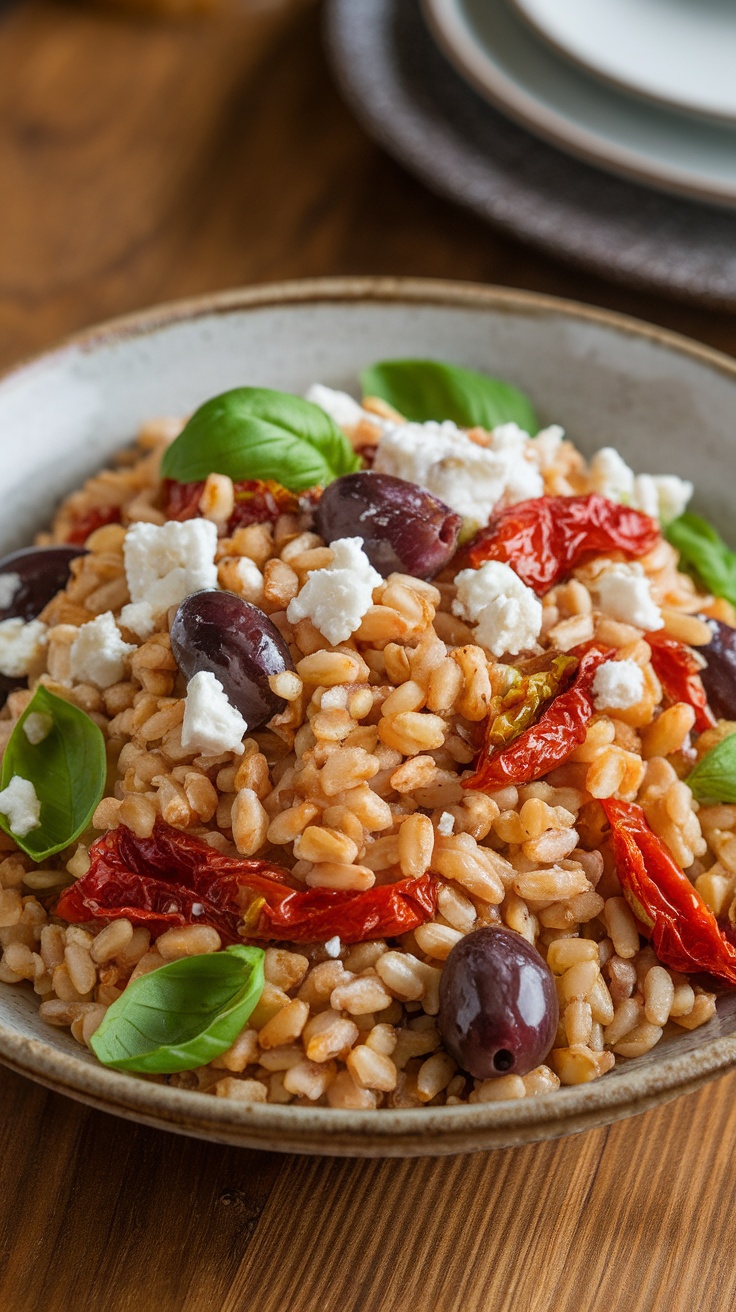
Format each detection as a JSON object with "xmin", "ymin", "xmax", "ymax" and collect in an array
[{"xmin": 1, "ymin": 278, "xmax": 736, "ymax": 1156}]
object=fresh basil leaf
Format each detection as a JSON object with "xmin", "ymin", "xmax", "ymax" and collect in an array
[
  {"xmin": 665, "ymin": 513, "xmax": 736, "ymax": 607},
  {"xmin": 686, "ymin": 733, "xmax": 736, "ymax": 804},
  {"xmin": 0, "ymin": 685, "xmax": 106, "ymax": 861},
  {"xmin": 360, "ymin": 359, "xmax": 538, "ymax": 433},
  {"xmin": 160, "ymin": 387, "xmax": 360, "ymax": 491},
  {"xmin": 90, "ymin": 944, "xmax": 265, "ymax": 1074}
]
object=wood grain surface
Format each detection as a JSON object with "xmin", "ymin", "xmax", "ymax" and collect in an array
[{"xmin": 1, "ymin": 3, "xmax": 735, "ymax": 1309}]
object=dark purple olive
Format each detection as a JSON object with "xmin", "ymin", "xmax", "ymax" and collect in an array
[
  {"xmin": 170, "ymin": 590, "xmax": 295, "ymax": 729},
  {"xmin": 315, "ymin": 472, "xmax": 461, "ymax": 581},
  {"xmin": 699, "ymin": 618, "xmax": 736, "ymax": 721},
  {"xmin": 0, "ymin": 545, "xmax": 86, "ymax": 623},
  {"xmin": 438, "ymin": 927, "xmax": 559, "ymax": 1080},
  {"xmin": 0, "ymin": 545, "xmax": 86, "ymax": 698}
]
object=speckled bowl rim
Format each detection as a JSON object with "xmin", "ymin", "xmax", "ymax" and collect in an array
[{"xmin": 2, "ymin": 276, "xmax": 736, "ymax": 1156}]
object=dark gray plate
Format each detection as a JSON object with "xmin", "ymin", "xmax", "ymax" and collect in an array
[{"xmin": 324, "ymin": 0, "xmax": 736, "ymax": 307}]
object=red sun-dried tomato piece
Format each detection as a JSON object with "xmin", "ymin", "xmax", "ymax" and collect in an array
[{"xmin": 468, "ymin": 493, "xmax": 660, "ymax": 593}]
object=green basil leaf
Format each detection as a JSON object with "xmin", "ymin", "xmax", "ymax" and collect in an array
[
  {"xmin": 360, "ymin": 359, "xmax": 538, "ymax": 433},
  {"xmin": 160, "ymin": 387, "xmax": 361, "ymax": 491},
  {"xmin": 686, "ymin": 734, "xmax": 736, "ymax": 804},
  {"xmin": 665, "ymin": 513, "xmax": 736, "ymax": 607},
  {"xmin": 90, "ymin": 944, "xmax": 265, "ymax": 1074},
  {"xmin": 0, "ymin": 686, "xmax": 106, "ymax": 861}
]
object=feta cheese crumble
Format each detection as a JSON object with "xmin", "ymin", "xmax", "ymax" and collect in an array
[
  {"xmin": 181, "ymin": 671, "xmax": 247, "ymax": 757},
  {"xmin": 120, "ymin": 519, "xmax": 218, "ymax": 638},
  {"xmin": 593, "ymin": 562, "xmax": 663, "ymax": 631},
  {"xmin": 23, "ymin": 712, "xmax": 53, "ymax": 746},
  {"xmin": 0, "ymin": 618, "xmax": 47, "ymax": 678},
  {"xmin": 0, "ymin": 775, "xmax": 41, "ymax": 837},
  {"xmin": 287, "ymin": 537, "xmax": 382, "ymax": 646},
  {"xmin": 69, "ymin": 611, "xmax": 136, "ymax": 690},
  {"xmin": 324, "ymin": 936, "xmax": 342, "ymax": 958},
  {"xmin": 306, "ymin": 384, "xmax": 389, "ymax": 436},
  {"xmin": 373, "ymin": 419, "xmax": 543, "ymax": 524},
  {"xmin": 0, "ymin": 572, "xmax": 21, "ymax": 610},
  {"xmin": 592, "ymin": 659, "xmax": 645, "ymax": 712},
  {"xmin": 452, "ymin": 561, "xmax": 543, "ymax": 658},
  {"xmin": 588, "ymin": 447, "xmax": 693, "ymax": 524},
  {"xmin": 437, "ymin": 811, "xmax": 455, "ymax": 836}
]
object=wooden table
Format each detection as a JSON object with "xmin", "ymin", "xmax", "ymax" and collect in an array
[{"xmin": 1, "ymin": 3, "xmax": 735, "ymax": 1308}]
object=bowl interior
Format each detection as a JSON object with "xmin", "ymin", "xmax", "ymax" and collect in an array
[{"xmin": 2, "ymin": 278, "xmax": 736, "ymax": 1154}]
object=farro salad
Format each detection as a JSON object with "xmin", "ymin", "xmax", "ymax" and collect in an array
[{"xmin": 1, "ymin": 357, "xmax": 736, "ymax": 1111}]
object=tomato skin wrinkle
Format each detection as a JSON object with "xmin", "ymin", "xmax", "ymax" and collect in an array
[
  {"xmin": 468, "ymin": 493, "xmax": 660, "ymax": 593},
  {"xmin": 602, "ymin": 798, "xmax": 736, "ymax": 986},
  {"xmin": 162, "ymin": 477, "xmax": 300, "ymax": 533},
  {"xmin": 465, "ymin": 643, "xmax": 612, "ymax": 790},
  {"xmin": 646, "ymin": 630, "xmax": 716, "ymax": 733},
  {"xmin": 56, "ymin": 820, "xmax": 436, "ymax": 945}
]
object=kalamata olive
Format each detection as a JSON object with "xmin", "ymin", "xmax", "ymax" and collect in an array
[
  {"xmin": 0, "ymin": 545, "xmax": 86, "ymax": 623},
  {"xmin": 0, "ymin": 545, "xmax": 86, "ymax": 698},
  {"xmin": 315, "ymin": 472, "xmax": 461, "ymax": 581},
  {"xmin": 699, "ymin": 618, "xmax": 736, "ymax": 721},
  {"xmin": 170, "ymin": 590, "xmax": 295, "ymax": 729},
  {"xmin": 438, "ymin": 927, "xmax": 559, "ymax": 1079}
]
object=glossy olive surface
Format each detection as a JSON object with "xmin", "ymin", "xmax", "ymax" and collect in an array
[
  {"xmin": 0, "ymin": 545, "xmax": 85, "ymax": 624},
  {"xmin": 170, "ymin": 590, "xmax": 295, "ymax": 729},
  {"xmin": 314, "ymin": 471, "xmax": 461, "ymax": 580},
  {"xmin": 700, "ymin": 618, "xmax": 736, "ymax": 721},
  {"xmin": 438, "ymin": 927, "xmax": 559, "ymax": 1080}
]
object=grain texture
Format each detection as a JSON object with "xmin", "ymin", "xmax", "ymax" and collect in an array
[{"xmin": 1, "ymin": 2, "xmax": 736, "ymax": 1309}]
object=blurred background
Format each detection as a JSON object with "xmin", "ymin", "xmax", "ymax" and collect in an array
[{"xmin": 3, "ymin": 0, "xmax": 736, "ymax": 378}]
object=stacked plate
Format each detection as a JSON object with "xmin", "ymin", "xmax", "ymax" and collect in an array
[{"xmin": 324, "ymin": 0, "xmax": 736, "ymax": 305}]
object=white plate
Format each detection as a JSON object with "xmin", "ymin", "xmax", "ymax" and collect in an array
[
  {"xmin": 511, "ymin": 0, "xmax": 736, "ymax": 126},
  {"xmin": 422, "ymin": 0, "xmax": 736, "ymax": 208}
]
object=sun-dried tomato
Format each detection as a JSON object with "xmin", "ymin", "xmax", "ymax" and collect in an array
[
  {"xmin": 56, "ymin": 821, "xmax": 436, "ymax": 945},
  {"xmin": 603, "ymin": 798, "xmax": 736, "ymax": 986},
  {"xmin": 646, "ymin": 630, "xmax": 716, "ymax": 734},
  {"xmin": 468, "ymin": 493, "xmax": 660, "ymax": 593},
  {"xmin": 464, "ymin": 644, "xmax": 612, "ymax": 790},
  {"xmin": 162, "ymin": 477, "xmax": 299, "ymax": 533},
  {"xmin": 66, "ymin": 505, "xmax": 122, "ymax": 545}
]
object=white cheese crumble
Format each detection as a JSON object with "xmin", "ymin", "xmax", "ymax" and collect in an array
[
  {"xmin": 373, "ymin": 419, "xmax": 543, "ymax": 525},
  {"xmin": 306, "ymin": 384, "xmax": 389, "ymax": 436},
  {"xmin": 630, "ymin": 473, "xmax": 694, "ymax": 525},
  {"xmin": 592, "ymin": 659, "xmax": 645, "ymax": 712},
  {"xmin": 324, "ymin": 936, "xmax": 342, "ymax": 958},
  {"xmin": 181, "ymin": 671, "xmax": 247, "ymax": 757},
  {"xmin": 69, "ymin": 611, "xmax": 137, "ymax": 690},
  {"xmin": 0, "ymin": 618, "xmax": 47, "ymax": 678},
  {"xmin": 0, "ymin": 572, "xmax": 21, "ymax": 610},
  {"xmin": 120, "ymin": 519, "xmax": 218, "ymax": 637},
  {"xmin": 452, "ymin": 561, "xmax": 543, "ymax": 658},
  {"xmin": 286, "ymin": 537, "xmax": 382, "ymax": 646},
  {"xmin": 588, "ymin": 447, "xmax": 693, "ymax": 524},
  {"xmin": 0, "ymin": 775, "xmax": 41, "ymax": 837},
  {"xmin": 437, "ymin": 811, "xmax": 455, "ymax": 836},
  {"xmin": 593, "ymin": 562, "xmax": 663, "ymax": 631},
  {"xmin": 23, "ymin": 712, "xmax": 53, "ymax": 746}
]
